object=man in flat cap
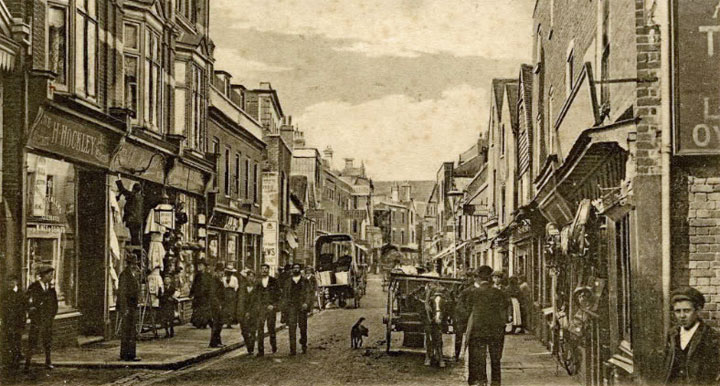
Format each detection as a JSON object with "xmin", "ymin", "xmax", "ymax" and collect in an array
[
  {"xmin": 118, "ymin": 251, "xmax": 142, "ymax": 361},
  {"xmin": 24, "ymin": 265, "xmax": 58, "ymax": 371},
  {"xmin": 663, "ymin": 287, "xmax": 720, "ymax": 385}
]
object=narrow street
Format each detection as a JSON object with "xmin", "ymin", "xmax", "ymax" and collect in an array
[{"xmin": 92, "ymin": 275, "xmax": 574, "ymax": 386}]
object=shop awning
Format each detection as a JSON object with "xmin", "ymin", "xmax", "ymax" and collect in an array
[
  {"xmin": 432, "ymin": 241, "xmax": 469, "ymax": 261},
  {"xmin": 244, "ymin": 221, "xmax": 262, "ymax": 235},
  {"xmin": 287, "ymin": 232, "xmax": 298, "ymax": 249}
]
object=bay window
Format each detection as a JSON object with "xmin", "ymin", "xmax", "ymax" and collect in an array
[
  {"xmin": 189, "ymin": 64, "xmax": 206, "ymax": 152},
  {"xmin": 123, "ymin": 21, "xmax": 164, "ymax": 132},
  {"xmin": 144, "ymin": 30, "xmax": 162, "ymax": 131}
]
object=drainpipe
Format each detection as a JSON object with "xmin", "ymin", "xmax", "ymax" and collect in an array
[{"xmin": 659, "ymin": 0, "xmax": 673, "ymax": 336}]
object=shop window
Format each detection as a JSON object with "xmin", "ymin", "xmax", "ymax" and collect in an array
[
  {"xmin": 227, "ymin": 234, "xmax": 237, "ymax": 266},
  {"xmin": 75, "ymin": 0, "xmax": 97, "ymax": 98},
  {"xmin": 26, "ymin": 154, "xmax": 77, "ymax": 313},
  {"xmin": 48, "ymin": 5, "xmax": 68, "ymax": 88},
  {"xmin": 615, "ymin": 214, "xmax": 632, "ymax": 345}
]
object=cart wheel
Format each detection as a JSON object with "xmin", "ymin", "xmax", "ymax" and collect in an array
[{"xmin": 338, "ymin": 294, "xmax": 347, "ymax": 308}]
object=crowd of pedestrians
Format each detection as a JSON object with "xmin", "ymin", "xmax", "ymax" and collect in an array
[{"xmin": 187, "ymin": 261, "xmax": 317, "ymax": 356}]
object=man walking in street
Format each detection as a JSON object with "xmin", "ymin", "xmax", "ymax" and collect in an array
[
  {"xmin": 24, "ymin": 266, "xmax": 58, "ymax": 371},
  {"xmin": 663, "ymin": 287, "xmax": 720, "ymax": 385},
  {"xmin": 118, "ymin": 252, "xmax": 142, "ymax": 361},
  {"xmin": 237, "ymin": 270, "xmax": 259, "ymax": 354},
  {"xmin": 1, "ymin": 275, "xmax": 26, "ymax": 378},
  {"xmin": 256, "ymin": 264, "xmax": 280, "ymax": 356},
  {"xmin": 283, "ymin": 263, "xmax": 315, "ymax": 355},
  {"xmin": 209, "ymin": 262, "xmax": 226, "ymax": 348},
  {"xmin": 466, "ymin": 265, "xmax": 509, "ymax": 386}
]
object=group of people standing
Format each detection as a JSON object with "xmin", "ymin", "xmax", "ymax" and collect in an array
[
  {"xmin": 188, "ymin": 261, "xmax": 316, "ymax": 356},
  {"xmin": 0, "ymin": 266, "xmax": 59, "ymax": 378}
]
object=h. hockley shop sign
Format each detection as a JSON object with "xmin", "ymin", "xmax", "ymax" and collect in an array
[
  {"xmin": 28, "ymin": 106, "xmax": 117, "ymax": 167},
  {"xmin": 675, "ymin": 1, "xmax": 720, "ymax": 154}
]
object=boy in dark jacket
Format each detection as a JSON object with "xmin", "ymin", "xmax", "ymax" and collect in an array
[
  {"xmin": 663, "ymin": 287, "xmax": 720, "ymax": 385},
  {"xmin": 24, "ymin": 266, "xmax": 58, "ymax": 371}
]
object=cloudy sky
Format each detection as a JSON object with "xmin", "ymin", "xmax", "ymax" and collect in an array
[{"xmin": 210, "ymin": 0, "xmax": 534, "ymax": 180}]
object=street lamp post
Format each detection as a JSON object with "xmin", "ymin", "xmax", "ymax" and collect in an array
[{"xmin": 447, "ymin": 189, "xmax": 463, "ymax": 278}]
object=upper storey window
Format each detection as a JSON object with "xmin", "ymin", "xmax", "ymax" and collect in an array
[
  {"xmin": 47, "ymin": 0, "xmax": 97, "ymax": 100},
  {"xmin": 123, "ymin": 22, "xmax": 164, "ymax": 133},
  {"xmin": 177, "ymin": 0, "xmax": 197, "ymax": 23}
]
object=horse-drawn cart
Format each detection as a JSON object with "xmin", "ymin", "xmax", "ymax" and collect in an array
[
  {"xmin": 315, "ymin": 234, "xmax": 363, "ymax": 309},
  {"xmin": 382, "ymin": 271, "xmax": 464, "ymax": 366}
]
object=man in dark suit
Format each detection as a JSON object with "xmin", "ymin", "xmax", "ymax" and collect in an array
[
  {"xmin": 663, "ymin": 287, "xmax": 720, "ymax": 385},
  {"xmin": 24, "ymin": 266, "xmax": 58, "ymax": 371},
  {"xmin": 256, "ymin": 264, "xmax": 280, "ymax": 356},
  {"xmin": 466, "ymin": 265, "xmax": 509, "ymax": 386},
  {"xmin": 1, "ymin": 275, "xmax": 26, "ymax": 377},
  {"xmin": 283, "ymin": 263, "xmax": 315, "ymax": 355},
  {"xmin": 209, "ymin": 262, "xmax": 226, "ymax": 348},
  {"xmin": 118, "ymin": 252, "xmax": 142, "ymax": 361},
  {"xmin": 237, "ymin": 270, "xmax": 259, "ymax": 354}
]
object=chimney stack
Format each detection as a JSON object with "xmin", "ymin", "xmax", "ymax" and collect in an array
[
  {"xmin": 323, "ymin": 146, "xmax": 334, "ymax": 165},
  {"xmin": 401, "ymin": 184, "xmax": 411, "ymax": 202},
  {"xmin": 344, "ymin": 158, "xmax": 354, "ymax": 170},
  {"xmin": 391, "ymin": 185, "xmax": 399, "ymax": 202}
]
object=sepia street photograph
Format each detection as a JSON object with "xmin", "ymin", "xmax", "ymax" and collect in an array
[{"xmin": 0, "ymin": 0, "xmax": 717, "ymax": 385}]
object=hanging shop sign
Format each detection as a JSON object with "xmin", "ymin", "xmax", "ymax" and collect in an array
[
  {"xmin": 675, "ymin": 1, "xmax": 720, "ymax": 154},
  {"xmin": 28, "ymin": 106, "xmax": 121, "ymax": 168}
]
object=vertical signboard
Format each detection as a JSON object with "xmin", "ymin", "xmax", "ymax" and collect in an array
[
  {"xmin": 675, "ymin": 1, "xmax": 720, "ymax": 154},
  {"xmin": 263, "ymin": 221, "xmax": 278, "ymax": 272},
  {"xmin": 262, "ymin": 172, "xmax": 279, "ymax": 273}
]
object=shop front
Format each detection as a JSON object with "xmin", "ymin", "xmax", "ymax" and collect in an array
[
  {"xmin": 24, "ymin": 103, "xmax": 125, "ymax": 343},
  {"xmin": 110, "ymin": 138, "xmax": 212, "ymax": 325}
]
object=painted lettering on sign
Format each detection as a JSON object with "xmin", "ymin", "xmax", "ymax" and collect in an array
[
  {"xmin": 29, "ymin": 107, "xmax": 115, "ymax": 166},
  {"xmin": 676, "ymin": 1, "xmax": 720, "ymax": 153}
]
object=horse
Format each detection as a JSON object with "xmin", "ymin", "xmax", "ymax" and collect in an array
[{"xmin": 423, "ymin": 284, "xmax": 449, "ymax": 367}]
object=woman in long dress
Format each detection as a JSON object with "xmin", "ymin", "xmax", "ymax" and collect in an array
[
  {"xmin": 221, "ymin": 267, "xmax": 239, "ymax": 328},
  {"xmin": 505, "ymin": 276, "xmax": 523, "ymax": 334},
  {"xmin": 190, "ymin": 260, "xmax": 212, "ymax": 328}
]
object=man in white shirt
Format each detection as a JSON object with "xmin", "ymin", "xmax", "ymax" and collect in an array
[{"xmin": 662, "ymin": 287, "xmax": 720, "ymax": 384}]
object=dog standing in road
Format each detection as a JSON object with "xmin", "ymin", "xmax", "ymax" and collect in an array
[{"xmin": 351, "ymin": 317, "xmax": 369, "ymax": 349}]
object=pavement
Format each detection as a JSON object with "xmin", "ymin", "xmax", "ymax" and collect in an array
[
  {"xmin": 41, "ymin": 313, "xmax": 315, "ymax": 370},
  {"xmin": 12, "ymin": 276, "xmax": 578, "ymax": 386}
]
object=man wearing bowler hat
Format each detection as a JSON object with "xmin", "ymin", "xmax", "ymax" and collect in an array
[
  {"xmin": 663, "ymin": 287, "xmax": 720, "ymax": 385},
  {"xmin": 465, "ymin": 265, "xmax": 509, "ymax": 386},
  {"xmin": 118, "ymin": 251, "xmax": 142, "ymax": 361},
  {"xmin": 24, "ymin": 265, "xmax": 58, "ymax": 371}
]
